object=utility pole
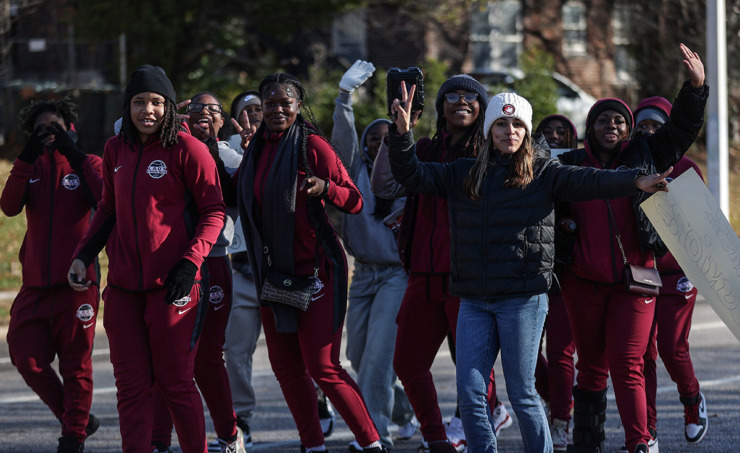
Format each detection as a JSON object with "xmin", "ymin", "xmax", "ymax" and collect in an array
[{"xmin": 706, "ymin": 0, "xmax": 729, "ymax": 216}]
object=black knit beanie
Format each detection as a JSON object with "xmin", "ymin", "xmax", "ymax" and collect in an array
[
  {"xmin": 585, "ymin": 98, "xmax": 633, "ymax": 134},
  {"xmin": 123, "ymin": 65, "xmax": 177, "ymax": 108},
  {"xmin": 435, "ymin": 74, "xmax": 489, "ymax": 117}
]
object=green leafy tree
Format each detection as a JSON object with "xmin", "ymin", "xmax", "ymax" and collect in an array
[{"xmin": 516, "ymin": 47, "xmax": 558, "ymax": 129}]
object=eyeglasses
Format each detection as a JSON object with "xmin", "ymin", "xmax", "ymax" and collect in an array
[
  {"xmin": 187, "ymin": 103, "xmax": 223, "ymax": 114},
  {"xmin": 444, "ymin": 92, "xmax": 478, "ymax": 104}
]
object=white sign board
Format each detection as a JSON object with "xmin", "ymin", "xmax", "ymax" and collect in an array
[{"xmin": 641, "ymin": 168, "xmax": 740, "ymax": 343}]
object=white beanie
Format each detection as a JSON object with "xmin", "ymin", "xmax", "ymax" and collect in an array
[{"xmin": 484, "ymin": 92, "xmax": 533, "ymax": 138}]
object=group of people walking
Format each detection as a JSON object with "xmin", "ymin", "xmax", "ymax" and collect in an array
[{"xmin": 2, "ymin": 41, "xmax": 709, "ymax": 453}]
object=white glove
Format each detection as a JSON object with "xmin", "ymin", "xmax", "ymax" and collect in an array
[{"xmin": 339, "ymin": 60, "xmax": 376, "ymax": 93}]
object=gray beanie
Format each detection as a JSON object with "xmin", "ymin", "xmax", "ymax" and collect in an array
[
  {"xmin": 435, "ymin": 74, "xmax": 489, "ymax": 116},
  {"xmin": 634, "ymin": 107, "xmax": 669, "ymax": 128}
]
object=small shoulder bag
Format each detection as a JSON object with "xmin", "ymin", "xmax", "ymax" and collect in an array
[
  {"xmin": 260, "ymin": 245, "xmax": 318, "ymax": 311},
  {"xmin": 607, "ymin": 202, "xmax": 662, "ymax": 297}
]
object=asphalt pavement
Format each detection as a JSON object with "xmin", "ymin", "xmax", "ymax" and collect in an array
[{"xmin": 0, "ymin": 298, "xmax": 738, "ymax": 452}]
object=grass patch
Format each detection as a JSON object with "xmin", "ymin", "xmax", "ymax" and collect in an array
[{"xmin": 0, "ymin": 159, "xmax": 26, "ymax": 291}]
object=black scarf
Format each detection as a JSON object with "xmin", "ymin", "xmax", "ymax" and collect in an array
[{"xmin": 237, "ymin": 121, "xmax": 310, "ymax": 332}]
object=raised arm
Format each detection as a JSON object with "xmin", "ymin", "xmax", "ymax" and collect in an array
[
  {"xmin": 331, "ymin": 60, "xmax": 376, "ymax": 176},
  {"xmin": 623, "ymin": 43, "xmax": 708, "ymax": 172}
]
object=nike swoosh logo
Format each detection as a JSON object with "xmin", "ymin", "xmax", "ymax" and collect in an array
[
  {"xmin": 30, "ymin": 178, "xmax": 40, "ymax": 183},
  {"xmin": 178, "ymin": 307, "xmax": 193, "ymax": 315},
  {"xmin": 114, "ymin": 166, "xmax": 122, "ymax": 172},
  {"xmin": 685, "ymin": 293, "xmax": 693, "ymax": 300},
  {"xmin": 214, "ymin": 304, "xmax": 224, "ymax": 311},
  {"xmin": 645, "ymin": 298, "xmax": 655, "ymax": 304},
  {"xmin": 83, "ymin": 322, "xmax": 94, "ymax": 329},
  {"xmin": 311, "ymin": 294, "xmax": 325, "ymax": 302}
]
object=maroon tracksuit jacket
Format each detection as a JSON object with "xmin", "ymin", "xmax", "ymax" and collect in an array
[{"xmin": 1, "ymin": 149, "xmax": 103, "ymax": 441}]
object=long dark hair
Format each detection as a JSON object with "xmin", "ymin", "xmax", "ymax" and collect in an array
[
  {"xmin": 464, "ymin": 132, "xmax": 534, "ymax": 200},
  {"xmin": 120, "ymin": 98, "xmax": 180, "ymax": 148},
  {"xmin": 430, "ymin": 109, "xmax": 486, "ymax": 163}
]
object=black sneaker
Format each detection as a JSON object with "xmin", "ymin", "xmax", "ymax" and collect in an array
[
  {"xmin": 317, "ymin": 388, "xmax": 335, "ymax": 437},
  {"xmin": 633, "ymin": 443, "xmax": 649, "ymax": 453},
  {"xmin": 236, "ymin": 415, "xmax": 253, "ymax": 448},
  {"xmin": 58, "ymin": 436, "xmax": 84, "ymax": 453},
  {"xmin": 85, "ymin": 413, "xmax": 100, "ymax": 437},
  {"xmin": 152, "ymin": 441, "xmax": 173, "ymax": 453}
]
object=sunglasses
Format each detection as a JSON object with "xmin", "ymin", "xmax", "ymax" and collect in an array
[
  {"xmin": 187, "ymin": 103, "xmax": 223, "ymax": 114},
  {"xmin": 444, "ymin": 92, "xmax": 478, "ymax": 103}
]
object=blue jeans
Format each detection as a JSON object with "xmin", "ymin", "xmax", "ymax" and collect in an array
[
  {"xmin": 346, "ymin": 262, "xmax": 412, "ymax": 448},
  {"xmin": 456, "ymin": 294, "xmax": 551, "ymax": 453}
]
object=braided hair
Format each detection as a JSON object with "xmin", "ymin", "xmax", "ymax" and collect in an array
[
  {"xmin": 257, "ymin": 73, "xmax": 348, "ymax": 178},
  {"xmin": 18, "ymin": 97, "xmax": 78, "ymax": 136},
  {"xmin": 119, "ymin": 98, "xmax": 180, "ymax": 149}
]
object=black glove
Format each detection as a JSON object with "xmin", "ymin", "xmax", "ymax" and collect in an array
[
  {"xmin": 164, "ymin": 259, "xmax": 198, "ymax": 305},
  {"xmin": 50, "ymin": 123, "xmax": 87, "ymax": 169},
  {"xmin": 17, "ymin": 126, "xmax": 45, "ymax": 164}
]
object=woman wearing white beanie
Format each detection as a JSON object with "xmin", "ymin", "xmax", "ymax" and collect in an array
[{"xmin": 388, "ymin": 87, "xmax": 674, "ymax": 453}]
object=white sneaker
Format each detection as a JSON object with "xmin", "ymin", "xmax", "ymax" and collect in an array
[
  {"xmin": 648, "ymin": 436, "xmax": 659, "ymax": 453},
  {"xmin": 683, "ymin": 391, "xmax": 708, "ymax": 444},
  {"xmin": 550, "ymin": 418, "xmax": 570, "ymax": 452},
  {"xmin": 445, "ymin": 416, "xmax": 466, "ymax": 452},
  {"xmin": 492, "ymin": 401, "xmax": 513, "ymax": 437},
  {"xmin": 398, "ymin": 416, "xmax": 420, "ymax": 440},
  {"xmin": 213, "ymin": 426, "xmax": 246, "ymax": 453}
]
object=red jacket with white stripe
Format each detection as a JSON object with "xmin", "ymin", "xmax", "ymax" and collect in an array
[{"xmin": 74, "ymin": 132, "xmax": 225, "ymax": 291}]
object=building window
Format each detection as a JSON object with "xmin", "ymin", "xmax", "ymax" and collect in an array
[
  {"xmin": 332, "ymin": 9, "xmax": 367, "ymax": 62},
  {"xmin": 470, "ymin": 0, "xmax": 522, "ymax": 71},
  {"xmin": 562, "ymin": 1, "xmax": 586, "ymax": 56},
  {"xmin": 612, "ymin": 2, "xmax": 635, "ymax": 82}
]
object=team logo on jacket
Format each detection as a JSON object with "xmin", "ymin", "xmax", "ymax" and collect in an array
[
  {"xmin": 172, "ymin": 295, "xmax": 191, "ymax": 307},
  {"xmin": 676, "ymin": 276, "xmax": 694, "ymax": 293},
  {"xmin": 209, "ymin": 285, "xmax": 225, "ymax": 304},
  {"xmin": 146, "ymin": 160, "xmax": 168, "ymax": 179},
  {"xmin": 503, "ymin": 104, "xmax": 515, "ymax": 115},
  {"xmin": 76, "ymin": 303, "xmax": 95, "ymax": 322},
  {"xmin": 62, "ymin": 174, "xmax": 80, "ymax": 190}
]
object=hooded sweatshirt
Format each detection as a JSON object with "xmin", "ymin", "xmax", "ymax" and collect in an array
[{"xmin": 332, "ymin": 91, "xmax": 406, "ymax": 264}]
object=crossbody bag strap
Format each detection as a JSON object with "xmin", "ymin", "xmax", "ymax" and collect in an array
[{"xmin": 606, "ymin": 201, "xmax": 656, "ymax": 269}]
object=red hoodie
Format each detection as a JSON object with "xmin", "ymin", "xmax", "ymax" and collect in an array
[
  {"xmin": 407, "ymin": 134, "xmax": 453, "ymax": 275},
  {"xmin": 1, "ymin": 150, "xmax": 103, "ymax": 287},
  {"xmin": 74, "ymin": 132, "xmax": 225, "ymax": 291},
  {"xmin": 568, "ymin": 141, "xmax": 654, "ymax": 283},
  {"xmin": 253, "ymin": 131, "xmax": 362, "ymax": 276}
]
